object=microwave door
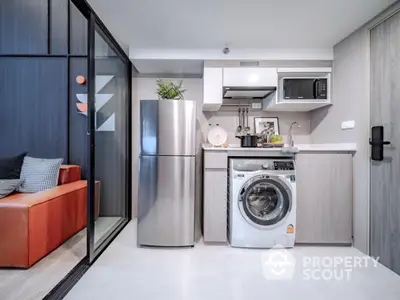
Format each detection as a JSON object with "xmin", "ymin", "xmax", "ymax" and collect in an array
[{"xmin": 283, "ymin": 79, "xmax": 315, "ymax": 100}]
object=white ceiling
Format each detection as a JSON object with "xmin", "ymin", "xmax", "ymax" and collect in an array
[{"xmin": 88, "ymin": 0, "xmax": 395, "ymax": 52}]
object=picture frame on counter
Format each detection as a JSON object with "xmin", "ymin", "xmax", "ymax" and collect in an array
[{"xmin": 254, "ymin": 117, "xmax": 280, "ymax": 135}]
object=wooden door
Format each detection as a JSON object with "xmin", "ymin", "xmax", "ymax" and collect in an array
[{"xmin": 370, "ymin": 11, "xmax": 400, "ymax": 274}]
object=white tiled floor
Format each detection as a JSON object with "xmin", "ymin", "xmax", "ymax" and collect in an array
[{"xmin": 66, "ymin": 221, "xmax": 400, "ymax": 300}]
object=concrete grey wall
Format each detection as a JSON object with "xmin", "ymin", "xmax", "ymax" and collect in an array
[
  {"xmin": 131, "ymin": 77, "xmax": 312, "ymax": 216},
  {"xmin": 310, "ymin": 2, "xmax": 400, "ymax": 254}
]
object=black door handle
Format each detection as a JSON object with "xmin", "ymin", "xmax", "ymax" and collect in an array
[
  {"xmin": 370, "ymin": 126, "xmax": 390, "ymax": 161},
  {"xmin": 369, "ymin": 140, "xmax": 391, "ymax": 146}
]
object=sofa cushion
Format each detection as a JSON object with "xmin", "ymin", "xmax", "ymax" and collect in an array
[
  {"xmin": 0, "ymin": 179, "xmax": 22, "ymax": 199},
  {"xmin": 0, "ymin": 152, "xmax": 27, "ymax": 179},
  {"xmin": 58, "ymin": 165, "xmax": 81, "ymax": 185},
  {"xmin": 18, "ymin": 157, "xmax": 63, "ymax": 193}
]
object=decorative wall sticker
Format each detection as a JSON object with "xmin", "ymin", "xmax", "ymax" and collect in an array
[
  {"xmin": 97, "ymin": 113, "xmax": 115, "ymax": 131},
  {"xmin": 76, "ymin": 103, "xmax": 88, "ymax": 114},
  {"xmin": 76, "ymin": 75, "xmax": 115, "ymax": 131},
  {"xmin": 76, "ymin": 75, "xmax": 86, "ymax": 85}
]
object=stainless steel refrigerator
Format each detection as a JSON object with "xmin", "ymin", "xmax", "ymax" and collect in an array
[{"xmin": 138, "ymin": 100, "xmax": 196, "ymax": 246}]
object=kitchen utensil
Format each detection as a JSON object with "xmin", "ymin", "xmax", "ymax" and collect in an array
[
  {"xmin": 242, "ymin": 109, "xmax": 247, "ymax": 134},
  {"xmin": 239, "ymin": 135, "xmax": 258, "ymax": 147},
  {"xmin": 236, "ymin": 108, "xmax": 242, "ymax": 136},
  {"xmin": 208, "ymin": 124, "xmax": 228, "ymax": 147},
  {"xmin": 245, "ymin": 108, "xmax": 250, "ymax": 133}
]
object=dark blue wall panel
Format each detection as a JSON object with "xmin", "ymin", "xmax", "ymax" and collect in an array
[
  {"xmin": 0, "ymin": 58, "xmax": 68, "ymax": 160},
  {"xmin": 50, "ymin": 0, "xmax": 68, "ymax": 54},
  {"xmin": 0, "ymin": 0, "xmax": 48, "ymax": 54},
  {"xmin": 70, "ymin": 2, "xmax": 87, "ymax": 55}
]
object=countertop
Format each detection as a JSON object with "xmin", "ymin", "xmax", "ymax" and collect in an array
[{"xmin": 202, "ymin": 143, "xmax": 357, "ymax": 152}]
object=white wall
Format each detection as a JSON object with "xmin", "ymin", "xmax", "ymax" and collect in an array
[
  {"xmin": 131, "ymin": 77, "xmax": 312, "ymax": 216},
  {"xmin": 310, "ymin": 2, "xmax": 400, "ymax": 254}
]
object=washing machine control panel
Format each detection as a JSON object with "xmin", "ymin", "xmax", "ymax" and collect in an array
[{"xmin": 273, "ymin": 161, "xmax": 295, "ymax": 170}]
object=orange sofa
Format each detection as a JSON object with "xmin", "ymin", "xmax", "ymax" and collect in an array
[{"xmin": 0, "ymin": 165, "xmax": 99, "ymax": 268}]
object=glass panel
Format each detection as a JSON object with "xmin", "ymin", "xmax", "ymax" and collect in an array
[
  {"xmin": 242, "ymin": 179, "xmax": 290, "ymax": 226},
  {"xmin": 92, "ymin": 22, "xmax": 129, "ymax": 249},
  {"xmin": 283, "ymin": 79, "xmax": 315, "ymax": 100}
]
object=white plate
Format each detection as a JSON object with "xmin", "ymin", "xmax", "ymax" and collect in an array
[{"xmin": 208, "ymin": 126, "xmax": 227, "ymax": 147}]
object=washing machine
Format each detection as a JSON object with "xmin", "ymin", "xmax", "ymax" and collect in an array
[{"xmin": 228, "ymin": 158, "xmax": 296, "ymax": 248}]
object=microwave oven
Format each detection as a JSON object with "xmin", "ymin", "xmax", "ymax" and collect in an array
[{"xmin": 282, "ymin": 77, "xmax": 328, "ymax": 101}]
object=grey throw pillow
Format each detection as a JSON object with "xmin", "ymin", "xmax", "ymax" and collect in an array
[
  {"xmin": 17, "ymin": 157, "xmax": 63, "ymax": 193},
  {"xmin": 0, "ymin": 179, "xmax": 22, "ymax": 199}
]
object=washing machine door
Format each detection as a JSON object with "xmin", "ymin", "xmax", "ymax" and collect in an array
[{"xmin": 238, "ymin": 175, "xmax": 292, "ymax": 227}]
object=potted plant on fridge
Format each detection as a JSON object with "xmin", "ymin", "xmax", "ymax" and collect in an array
[{"xmin": 156, "ymin": 79, "xmax": 186, "ymax": 100}]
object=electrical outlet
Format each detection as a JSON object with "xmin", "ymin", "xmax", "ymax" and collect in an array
[
  {"xmin": 252, "ymin": 102, "xmax": 262, "ymax": 109},
  {"xmin": 341, "ymin": 120, "xmax": 355, "ymax": 130}
]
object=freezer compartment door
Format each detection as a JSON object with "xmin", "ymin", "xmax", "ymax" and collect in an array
[
  {"xmin": 140, "ymin": 100, "xmax": 196, "ymax": 156},
  {"xmin": 138, "ymin": 155, "xmax": 195, "ymax": 246}
]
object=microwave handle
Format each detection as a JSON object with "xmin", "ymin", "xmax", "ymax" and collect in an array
[{"xmin": 313, "ymin": 79, "xmax": 319, "ymax": 99}]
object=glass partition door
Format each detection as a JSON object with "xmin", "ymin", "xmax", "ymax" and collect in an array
[{"xmin": 87, "ymin": 12, "xmax": 131, "ymax": 262}]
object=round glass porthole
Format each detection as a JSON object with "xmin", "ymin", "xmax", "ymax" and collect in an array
[{"xmin": 240, "ymin": 177, "xmax": 291, "ymax": 226}]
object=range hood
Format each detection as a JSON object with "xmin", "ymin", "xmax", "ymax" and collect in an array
[
  {"xmin": 223, "ymin": 86, "xmax": 277, "ymax": 99},
  {"xmin": 202, "ymin": 67, "xmax": 279, "ymax": 111},
  {"xmin": 222, "ymin": 68, "xmax": 278, "ymax": 103}
]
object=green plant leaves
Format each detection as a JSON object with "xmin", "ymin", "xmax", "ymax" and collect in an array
[{"xmin": 156, "ymin": 79, "xmax": 187, "ymax": 100}]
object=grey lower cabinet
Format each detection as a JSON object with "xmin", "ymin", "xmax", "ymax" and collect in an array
[
  {"xmin": 295, "ymin": 153, "xmax": 353, "ymax": 244},
  {"xmin": 203, "ymin": 151, "xmax": 228, "ymax": 243}
]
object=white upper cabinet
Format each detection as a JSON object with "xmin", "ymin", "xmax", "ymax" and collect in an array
[
  {"xmin": 202, "ymin": 66, "xmax": 332, "ymax": 112},
  {"xmin": 223, "ymin": 68, "xmax": 277, "ymax": 87},
  {"xmin": 203, "ymin": 67, "xmax": 223, "ymax": 111}
]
